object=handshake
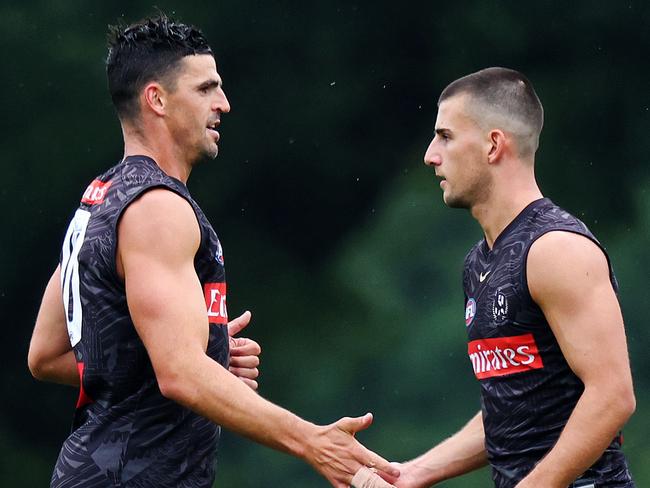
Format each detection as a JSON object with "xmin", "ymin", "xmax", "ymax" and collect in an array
[
  {"xmin": 299, "ymin": 411, "xmax": 418, "ymax": 488},
  {"xmin": 351, "ymin": 466, "xmax": 399, "ymax": 488}
]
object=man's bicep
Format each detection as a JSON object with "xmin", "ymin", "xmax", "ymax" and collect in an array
[
  {"xmin": 527, "ymin": 232, "xmax": 630, "ymax": 382},
  {"xmin": 126, "ymin": 259, "xmax": 210, "ymax": 362},
  {"xmin": 118, "ymin": 190, "xmax": 209, "ymax": 371}
]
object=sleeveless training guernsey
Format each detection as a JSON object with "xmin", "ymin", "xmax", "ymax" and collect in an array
[
  {"xmin": 463, "ymin": 198, "xmax": 633, "ymax": 487},
  {"xmin": 52, "ymin": 156, "xmax": 229, "ymax": 487}
]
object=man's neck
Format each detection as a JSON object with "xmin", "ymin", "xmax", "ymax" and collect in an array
[
  {"xmin": 471, "ymin": 181, "xmax": 543, "ymax": 249},
  {"xmin": 122, "ymin": 124, "xmax": 192, "ymax": 183}
]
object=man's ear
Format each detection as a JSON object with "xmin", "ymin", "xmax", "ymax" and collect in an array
[
  {"xmin": 142, "ymin": 82, "xmax": 166, "ymax": 117},
  {"xmin": 487, "ymin": 129, "xmax": 507, "ymax": 165}
]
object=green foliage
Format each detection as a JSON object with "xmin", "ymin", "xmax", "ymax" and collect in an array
[{"xmin": 2, "ymin": 1, "xmax": 649, "ymax": 486}]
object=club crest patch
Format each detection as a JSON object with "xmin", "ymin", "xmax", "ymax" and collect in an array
[{"xmin": 492, "ymin": 289, "xmax": 509, "ymax": 324}]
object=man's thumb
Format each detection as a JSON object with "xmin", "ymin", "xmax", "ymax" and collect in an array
[
  {"xmin": 227, "ymin": 310, "xmax": 251, "ymax": 337},
  {"xmin": 337, "ymin": 413, "xmax": 373, "ymax": 435}
]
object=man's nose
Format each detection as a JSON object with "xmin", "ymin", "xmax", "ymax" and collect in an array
[
  {"xmin": 424, "ymin": 140, "xmax": 441, "ymax": 166},
  {"xmin": 214, "ymin": 90, "xmax": 231, "ymax": 113}
]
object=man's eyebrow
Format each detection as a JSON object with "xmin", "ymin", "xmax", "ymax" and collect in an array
[
  {"xmin": 197, "ymin": 79, "xmax": 222, "ymax": 90},
  {"xmin": 435, "ymin": 128, "xmax": 451, "ymax": 135}
]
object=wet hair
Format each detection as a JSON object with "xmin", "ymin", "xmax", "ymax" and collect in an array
[
  {"xmin": 106, "ymin": 14, "xmax": 213, "ymax": 121},
  {"xmin": 439, "ymin": 67, "xmax": 544, "ymax": 157}
]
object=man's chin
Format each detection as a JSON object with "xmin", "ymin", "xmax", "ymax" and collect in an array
[
  {"xmin": 443, "ymin": 193, "xmax": 470, "ymax": 209},
  {"xmin": 205, "ymin": 143, "xmax": 219, "ymax": 160},
  {"xmin": 194, "ymin": 146, "xmax": 219, "ymax": 164}
]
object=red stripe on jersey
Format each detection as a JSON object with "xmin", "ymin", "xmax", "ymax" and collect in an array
[
  {"xmin": 468, "ymin": 333, "xmax": 544, "ymax": 379},
  {"xmin": 75, "ymin": 362, "xmax": 94, "ymax": 408}
]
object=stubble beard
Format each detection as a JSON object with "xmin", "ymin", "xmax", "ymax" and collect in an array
[
  {"xmin": 205, "ymin": 145, "xmax": 219, "ymax": 160},
  {"xmin": 205, "ymin": 135, "xmax": 220, "ymax": 160},
  {"xmin": 444, "ymin": 193, "xmax": 471, "ymax": 209},
  {"xmin": 192, "ymin": 141, "xmax": 219, "ymax": 166},
  {"xmin": 442, "ymin": 182, "xmax": 472, "ymax": 209},
  {"xmin": 443, "ymin": 173, "xmax": 492, "ymax": 210}
]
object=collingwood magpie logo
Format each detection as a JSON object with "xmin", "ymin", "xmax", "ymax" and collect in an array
[{"xmin": 492, "ymin": 289, "xmax": 509, "ymax": 324}]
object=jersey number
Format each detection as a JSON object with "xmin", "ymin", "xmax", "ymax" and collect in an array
[{"xmin": 60, "ymin": 209, "xmax": 91, "ymax": 347}]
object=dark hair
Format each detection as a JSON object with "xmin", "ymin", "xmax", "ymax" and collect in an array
[
  {"xmin": 106, "ymin": 14, "xmax": 213, "ymax": 121},
  {"xmin": 439, "ymin": 67, "xmax": 544, "ymax": 156}
]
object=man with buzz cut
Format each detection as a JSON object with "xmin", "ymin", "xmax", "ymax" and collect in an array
[
  {"xmin": 27, "ymin": 14, "xmax": 398, "ymax": 488},
  {"xmin": 384, "ymin": 68, "xmax": 635, "ymax": 488}
]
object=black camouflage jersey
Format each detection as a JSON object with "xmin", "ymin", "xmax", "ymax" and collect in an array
[
  {"xmin": 53, "ymin": 156, "xmax": 229, "ymax": 487},
  {"xmin": 463, "ymin": 198, "xmax": 633, "ymax": 488}
]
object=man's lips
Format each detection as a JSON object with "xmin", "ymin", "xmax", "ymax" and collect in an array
[{"xmin": 207, "ymin": 125, "xmax": 220, "ymax": 141}]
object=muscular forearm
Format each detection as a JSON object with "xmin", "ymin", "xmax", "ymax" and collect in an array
[
  {"xmin": 405, "ymin": 411, "xmax": 488, "ymax": 485},
  {"xmin": 517, "ymin": 384, "xmax": 635, "ymax": 487},
  {"xmin": 159, "ymin": 352, "xmax": 317, "ymax": 458}
]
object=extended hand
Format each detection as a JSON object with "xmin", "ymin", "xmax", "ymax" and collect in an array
[
  {"xmin": 352, "ymin": 466, "xmax": 397, "ymax": 487},
  {"xmin": 227, "ymin": 311, "xmax": 261, "ymax": 390},
  {"xmin": 379, "ymin": 462, "xmax": 434, "ymax": 488},
  {"xmin": 305, "ymin": 413, "xmax": 400, "ymax": 488}
]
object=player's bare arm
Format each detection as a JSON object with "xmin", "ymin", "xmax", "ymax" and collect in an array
[
  {"xmin": 388, "ymin": 411, "xmax": 487, "ymax": 488},
  {"xmin": 515, "ymin": 231, "xmax": 635, "ymax": 488},
  {"xmin": 26, "ymin": 227, "xmax": 261, "ymax": 392},
  {"xmin": 117, "ymin": 188, "xmax": 398, "ymax": 488},
  {"xmin": 28, "ymin": 265, "xmax": 78, "ymax": 386}
]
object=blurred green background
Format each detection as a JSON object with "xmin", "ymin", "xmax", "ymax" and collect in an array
[{"xmin": 1, "ymin": 0, "xmax": 648, "ymax": 486}]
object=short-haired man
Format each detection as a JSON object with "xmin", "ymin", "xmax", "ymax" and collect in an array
[
  {"xmin": 27, "ymin": 15, "xmax": 398, "ymax": 488},
  {"xmin": 388, "ymin": 68, "xmax": 635, "ymax": 487}
]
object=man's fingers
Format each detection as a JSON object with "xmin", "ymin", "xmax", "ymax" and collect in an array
[
  {"xmin": 335, "ymin": 413, "xmax": 400, "ymax": 481},
  {"xmin": 229, "ymin": 337, "xmax": 261, "ymax": 356},
  {"xmin": 337, "ymin": 413, "xmax": 374, "ymax": 435},
  {"xmin": 229, "ymin": 366, "xmax": 259, "ymax": 379},
  {"xmin": 237, "ymin": 377, "xmax": 258, "ymax": 390},
  {"xmin": 229, "ymin": 354, "xmax": 260, "ymax": 368},
  {"xmin": 362, "ymin": 453, "xmax": 400, "ymax": 479},
  {"xmin": 374, "ymin": 462, "xmax": 401, "ymax": 485},
  {"xmin": 351, "ymin": 467, "xmax": 396, "ymax": 488},
  {"xmin": 227, "ymin": 310, "xmax": 251, "ymax": 337}
]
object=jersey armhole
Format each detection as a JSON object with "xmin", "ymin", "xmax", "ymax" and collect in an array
[
  {"xmin": 109, "ymin": 184, "xmax": 203, "ymax": 285},
  {"xmin": 521, "ymin": 229, "xmax": 617, "ymax": 308}
]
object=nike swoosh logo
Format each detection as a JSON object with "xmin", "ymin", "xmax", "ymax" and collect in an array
[{"xmin": 479, "ymin": 271, "xmax": 491, "ymax": 282}]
